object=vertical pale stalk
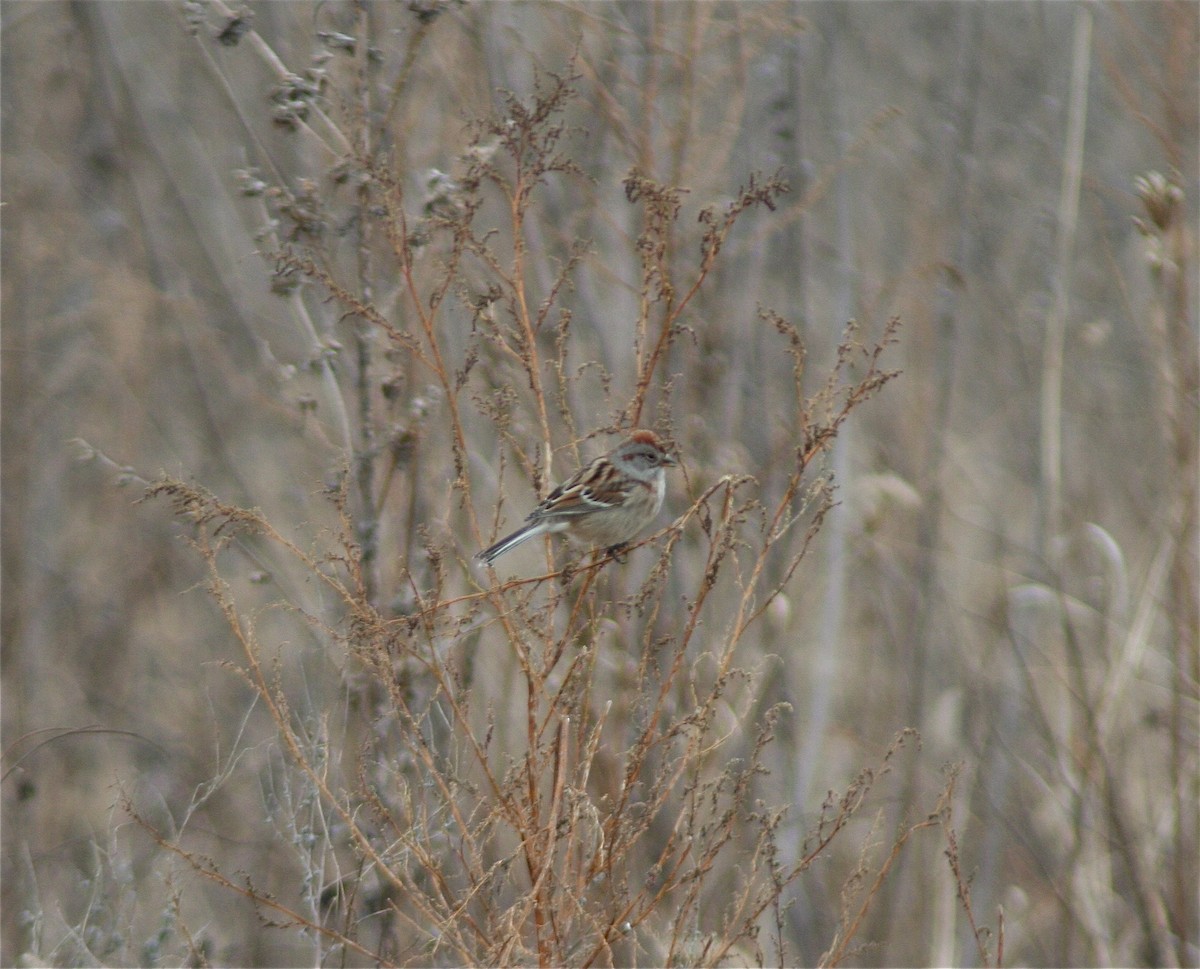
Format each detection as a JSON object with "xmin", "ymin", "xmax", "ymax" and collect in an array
[
  {"xmin": 1039, "ymin": 6, "xmax": 1092, "ymax": 556},
  {"xmin": 795, "ymin": 7, "xmax": 855, "ymax": 811}
]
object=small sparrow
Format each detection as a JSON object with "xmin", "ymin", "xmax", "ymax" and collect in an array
[{"xmin": 478, "ymin": 430, "xmax": 677, "ymax": 565}]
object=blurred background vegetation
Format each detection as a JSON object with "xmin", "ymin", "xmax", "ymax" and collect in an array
[{"xmin": 2, "ymin": 1, "xmax": 1196, "ymax": 966}]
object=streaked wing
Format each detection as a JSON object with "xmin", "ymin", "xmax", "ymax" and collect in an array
[{"xmin": 532, "ymin": 463, "xmax": 632, "ymax": 519}]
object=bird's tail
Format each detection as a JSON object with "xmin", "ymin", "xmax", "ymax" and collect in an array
[{"xmin": 477, "ymin": 522, "xmax": 542, "ymax": 565}]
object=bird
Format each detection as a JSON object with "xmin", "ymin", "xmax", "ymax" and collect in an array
[{"xmin": 478, "ymin": 429, "xmax": 677, "ymax": 565}]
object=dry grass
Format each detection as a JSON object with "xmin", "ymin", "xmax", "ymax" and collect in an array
[{"xmin": 3, "ymin": 2, "xmax": 1195, "ymax": 966}]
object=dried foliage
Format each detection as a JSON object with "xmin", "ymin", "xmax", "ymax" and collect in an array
[
  {"xmin": 4, "ymin": 3, "xmax": 1195, "ymax": 967},
  {"xmin": 119, "ymin": 60, "xmax": 914, "ymax": 966}
]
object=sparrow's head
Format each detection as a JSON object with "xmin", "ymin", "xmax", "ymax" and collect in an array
[{"xmin": 620, "ymin": 429, "xmax": 677, "ymax": 471}]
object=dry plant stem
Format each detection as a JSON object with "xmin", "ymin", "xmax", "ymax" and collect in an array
[
  {"xmin": 506, "ymin": 161, "xmax": 555, "ymax": 461},
  {"xmin": 357, "ymin": 739, "xmax": 502, "ymax": 953},
  {"xmin": 206, "ymin": 0, "xmax": 352, "ymax": 157},
  {"xmin": 705, "ymin": 733, "xmax": 924, "ymax": 968},
  {"xmin": 527, "ymin": 716, "xmax": 570, "ymax": 965},
  {"xmin": 121, "ymin": 55, "xmax": 913, "ymax": 965},
  {"xmin": 943, "ymin": 810, "xmax": 998, "ymax": 967},
  {"xmin": 887, "ymin": 7, "xmax": 981, "ymax": 934},
  {"xmin": 197, "ymin": 547, "xmax": 401, "ymax": 900},
  {"xmin": 385, "ymin": 196, "xmax": 474, "ymax": 490},
  {"xmin": 625, "ymin": 171, "xmax": 788, "ymax": 425},
  {"xmin": 137, "ymin": 316, "xmax": 900, "ymax": 967},
  {"xmin": 1034, "ymin": 576, "xmax": 1179, "ymax": 967},
  {"xmin": 189, "ymin": 26, "xmax": 295, "ymax": 188},
  {"xmin": 376, "ymin": 15, "xmax": 439, "ymax": 144},
  {"xmin": 748, "ymin": 105, "xmax": 905, "ymax": 248},
  {"xmin": 1063, "ymin": 254, "xmax": 1190, "ymax": 963},
  {"xmin": 352, "ymin": 5, "xmax": 380, "ymax": 596},
  {"xmin": 2, "ymin": 726, "xmax": 162, "ymax": 785},
  {"xmin": 587, "ymin": 485, "xmax": 746, "ymax": 834},
  {"xmin": 1038, "ymin": 5, "xmax": 1091, "ymax": 554},
  {"xmin": 821, "ymin": 786, "xmax": 953, "ymax": 968},
  {"xmin": 739, "ymin": 317, "xmax": 901, "ymax": 633},
  {"xmin": 683, "ymin": 5, "xmax": 748, "ymax": 183},
  {"xmin": 666, "ymin": 719, "xmax": 778, "ymax": 961},
  {"xmin": 118, "ymin": 575, "xmax": 406, "ymax": 962},
  {"xmin": 293, "ymin": 253, "xmax": 427, "ymax": 366},
  {"xmin": 140, "ymin": 488, "xmax": 519, "ymax": 957},
  {"xmin": 636, "ymin": 4, "xmax": 661, "ymax": 177},
  {"xmin": 668, "ymin": 4, "xmax": 702, "ymax": 186},
  {"xmin": 231, "ymin": 189, "xmax": 355, "ymax": 456},
  {"xmin": 142, "ymin": 479, "xmax": 359, "ymax": 612},
  {"xmin": 402, "ymin": 608, "xmax": 526, "ymax": 832},
  {"xmin": 996, "ymin": 907, "xmax": 1005, "ymax": 967},
  {"xmin": 542, "ymin": 566, "xmax": 600, "ymax": 679},
  {"xmin": 1139, "ymin": 168, "xmax": 1198, "ymax": 961},
  {"xmin": 355, "ymin": 764, "xmax": 490, "ymax": 958},
  {"xmin": 121, "ymin": 796, "xmax": 388, "ymax": 966},
  {"xmin": 17, "ymin": 6, "xmax": 1194, "ymax": 965},
  {"xmin": 90, "ymin": 7, "xmax": 351, "ymax": 493}
]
